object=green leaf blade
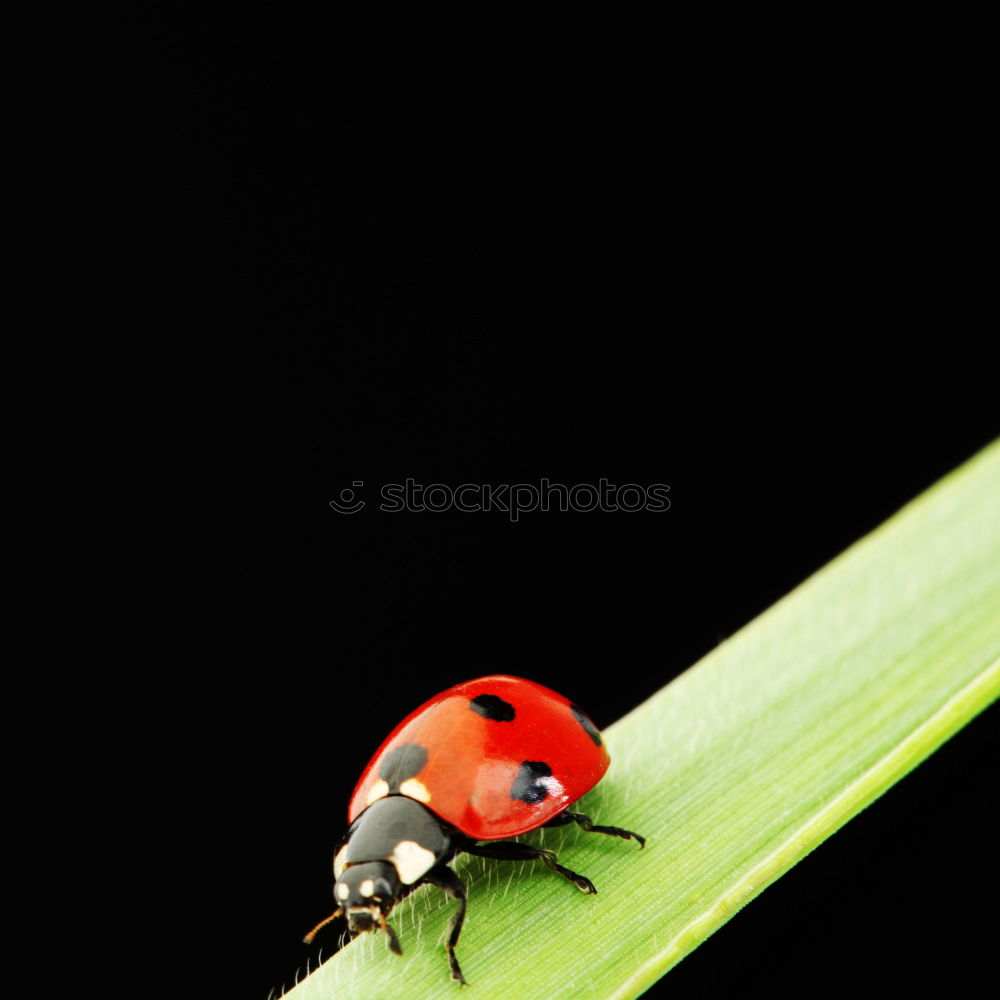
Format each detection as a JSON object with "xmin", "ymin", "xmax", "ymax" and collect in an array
[{"xmin": 285, "ymin": 441, "xmax": 1000, "ymax": 1000}]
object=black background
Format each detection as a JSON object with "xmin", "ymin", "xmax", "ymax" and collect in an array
[{"xmin": 172, "ymin": 33, "xmax": 998, "ymax": 1000}]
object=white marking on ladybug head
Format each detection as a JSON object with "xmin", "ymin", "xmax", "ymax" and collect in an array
[
  {"xmin": 359, "ymin": 878, "xmax": 375, "ymax": 897},
  {"xmin": 336, "ymin": 882, "xmax": 350, "ymax": 902},
  {"xmin": 366, "ymin": 778, "xmax": 390, "ymax": 805},
  {"xmin": 540, "ymin": 776, "xmax": 564, "ymax": 798},
  {"xmin": 333, "ymin": 844, "xmax": 349, "ymax": 879},
  {"xmin": 399, "ymin": 777, "xmax": 431, "ymax": 803},
  {"xmin": 390, "ymin": 840, "xmax": 437, "ymax": 885}
]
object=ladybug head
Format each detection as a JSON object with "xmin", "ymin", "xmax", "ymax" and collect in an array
[{"xmin": 334, "ymin": 862, "xmax": 403, "ymax": 953}]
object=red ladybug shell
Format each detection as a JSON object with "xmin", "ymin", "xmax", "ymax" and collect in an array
[{"xmin": 348, "ymin": 675, "xmax": 611, "ymax": 841}]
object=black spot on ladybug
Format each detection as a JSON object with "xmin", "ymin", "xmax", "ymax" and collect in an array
[
  {"xmin": 379, "ymin": 743, "xmax": 428, "ymax": 791},
  {"xmin": 510, "ymin": 761, "xmax": 553, "ymax": 804},
  {"xmin": 570, "ymin": 704, "xmax": 603, "ymax": 747},
  {"xmin": 469, "ymin": 693, "xmax": 516, "ymax": 722}
]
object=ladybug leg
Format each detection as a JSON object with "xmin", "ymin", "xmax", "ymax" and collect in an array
[
  {"xmin": 464, "ymin": 841, "xmax": 597, "ymax": 894},
  {"xmin": 421, "ymin": 864, "xmax": 469, "ymax": 985},
  {"xmin": 544, "ymin": 810, "xmax": 646, "ymax": 848}
]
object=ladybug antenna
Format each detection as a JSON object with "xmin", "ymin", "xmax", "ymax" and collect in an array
[
  {"xmin": 379, "ymin": 912, "xmax": 403, "ymax": 956},
  {"xmin": 303, "ymin": 909, "xmax": 343, "ymax": 944}
]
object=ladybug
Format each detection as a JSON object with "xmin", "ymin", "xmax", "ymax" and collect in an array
[{"xmin": 304, "ymin": 675, "xmax": 644, "ymax": 984}]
